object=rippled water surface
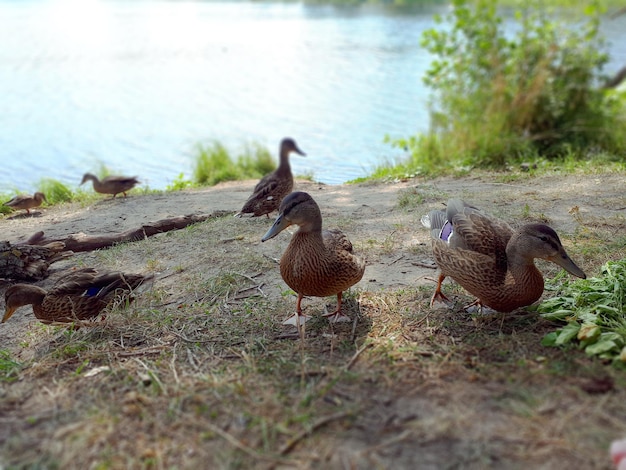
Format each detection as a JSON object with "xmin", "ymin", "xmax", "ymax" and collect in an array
[{"xmin": 1, "ymin": 1, "xmax": 625, "ymax": 191}]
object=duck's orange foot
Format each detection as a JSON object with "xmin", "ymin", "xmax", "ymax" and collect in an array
[
  {"xmin": 321, "ymin": 308, "xmax": 350, "ymax": 323},
  {"xmin": 282, "ymin": 313, "xmax": 310, "ymax": 326},
  {"xmin": 429, "ymin": 290, "xmax": 453, "ymax": 308}
]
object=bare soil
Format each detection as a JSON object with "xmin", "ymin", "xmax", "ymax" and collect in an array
[{"xmin": 0, "ymin": 171, "xmax": 625, "ymax": 469}]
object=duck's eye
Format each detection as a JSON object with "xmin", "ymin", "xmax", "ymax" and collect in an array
[{"xmin": 539, "ymin": 235, "xmax": 548, "ymax": 242}]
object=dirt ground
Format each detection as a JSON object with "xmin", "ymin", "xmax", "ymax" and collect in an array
[{"xmin": 0, "ymin": 171, "xmax": 625, "ymax": 469}]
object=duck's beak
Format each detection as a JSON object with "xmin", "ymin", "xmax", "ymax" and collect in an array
[
  {"xmin": 2, "ymin": 307, "xmax": 16, "ymax": 323},
  {"xmin": 549, "ymin": 250, "xmax": 586, "ymax": 279},
  {"xmin": 261, "ymin": 214, "xmax": 291, "ymax": 242},
  {"xmin": 294, "ymin": 145, "xmax": 306, "ymax": 157}
]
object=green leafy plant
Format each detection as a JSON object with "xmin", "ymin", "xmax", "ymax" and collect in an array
[
  {"xmin": 166, "ymin": 173, "xmax": 194, "ymax": 192},
  {"xmin": 385, "ymin": 0, "xmax": 626, "ymax": 176},
  {"xmin": 0, "ymin": 350, "xmax": 22, "ymax": 382},
  {"xmin": 539, "ymin": 258, "xmax": 626, "ymax": 365}
]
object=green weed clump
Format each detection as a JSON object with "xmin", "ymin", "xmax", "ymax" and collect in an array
[
  {"xmin": 385, "ymin": 0, "xmax": 626, "ymax": 177},
  {"xmin": 37, "ymin": 178, "xmax": 75, "ymax": 204},
  {"xmin": 539, "ymin": 258, "xmax": 626, "ymax": 366},
  {"xmin": 192, "ymin": 142, "xmax": 275, "ymax": 186},
  {"xmin": 0, "ymin": 350, "xmax": 22, "ymax": 383}
]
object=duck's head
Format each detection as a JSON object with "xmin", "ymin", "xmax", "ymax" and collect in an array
[
  {"xmin": 3, "ymin": 284, "xmax": 46, "ymax": 323},
  {"xmin": 518, "ymin": 224, "xmax": 586, "ymax": 279},
  {"xmin": 261, "ymin": 191, "xmax": 321, "ymax": 241},
  {"xmin": 80, "ymin": 173, "xmax": 97, "ymax": 185},
  {"xmin": 33, "ymin": 192, "xmax": 47, "ymax": 203},
  {"xmin": 280, "ymin": 138, "xmax": 306, "ymax": 157}
]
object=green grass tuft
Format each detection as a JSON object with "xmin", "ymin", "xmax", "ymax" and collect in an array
[{"xmin": 192, "ymin": 142, "xmax": 276, "ymax": 186}]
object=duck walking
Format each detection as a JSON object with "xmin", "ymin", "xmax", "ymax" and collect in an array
[
  {"xmin": 3, "ymin": 192, "xmax": 47, "ymax": 215},
  {"xmin": 3, "ymin": 268, "xmax": 151, "ymax": 325},
  {"xmin": 262, "ymin": 191, "xmax": 365, "ymax": 327},
  {"xmin": 80, "ymin": 173, "xmax": 139, "ymax": 198},
  {"xmin": 236, "ymin": 138, "xmax": 306, "ymax": 218},
  {"xmin": 421, "ymin": 199, "xmax": 586, "ymax": 312}
]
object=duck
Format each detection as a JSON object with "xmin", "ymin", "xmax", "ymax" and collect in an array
[
  {"xmin": 80, "ymin": 173, "xmax": 139, "ymax": 198},
  {"xmin": 421, "ymin": 198, "xmax": 586, "ymax": 312},
  {"xmin": 261, "ymin": 191, "xmax": 365, "ymax": 327},
  {"xmin": 3, "ymin": 192, "xmax": 47, "ymax": 215},
  {"xmin": 2, "ymin": 268, "xmax": 151, "ymax": 325},
  {"xmin": 235, "ymin": 138, "xmax": 306, "ymax": 218}
]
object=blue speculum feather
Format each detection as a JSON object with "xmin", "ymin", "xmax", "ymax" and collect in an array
[
  {"xmin": 84, "ymin": 287, "xmax": 102, "ymax": 297},
  {"xmin": 439, "ymin": 221, "xmax": 453, "ymax": 242}
]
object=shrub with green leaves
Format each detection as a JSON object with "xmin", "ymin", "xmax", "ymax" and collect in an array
[
  {"xmin": 539, "ymin": 258, "xmax": 626, "ymax": 365},
  {"xmin": 389, "ymin": 0, "xmax": 626, "ymax": 172}
]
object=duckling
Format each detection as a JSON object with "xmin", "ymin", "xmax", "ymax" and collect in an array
[
  {"xmin": 80, "ymin": 173, "xmax": 139, "ymax": 198},
  {"xmin": 3, "ymin": 268, "xmax": 151, "ymax": 325},
  {"xmin": 422, "ymin": 198, "xmax": 586, "ymax": 312},
  {"xmin": 262, "ymin": 191, "xmax": 365, "ymax": 327},
  {"xmin": 236, "ymin": 138, "xmax": 306, "ymax": 218},
  {"xmin": 3, "ymin": 192, "xmax": 47, "ymax": 215}
]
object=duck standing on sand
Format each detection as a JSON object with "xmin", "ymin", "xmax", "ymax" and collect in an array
[
  {"xmin": 235, "ymin": 138, "xmax": 306, "ymax": 218},
  {"xmin": 2, "ymin": 268, "xmax": 151, "ymax": 326},
  {"xmin": 3, "ymin": 192, "xmax": 47, "ymax": 215},
  {"xmin": 421, "ymin": 198, "xmax": 586, "ymax": 312},
  {"xmin": 80, "ymin": 173, "xmax": 139, "ymax": 198},
  {"xmin": 262, "ymin": 191, "xmax": 365, "ymax": 329}
]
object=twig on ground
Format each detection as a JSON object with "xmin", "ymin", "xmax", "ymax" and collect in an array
[
  {"xmin": 204, "ymin": 423, "xmax": 296, "ymax": 466},
  {"xmin": 277, "ymin": 411, "xmax": 353, "ymax": 457},
  {"xmin": 346, "ymin": 342, "xmax": 372, "ymax": 371}
]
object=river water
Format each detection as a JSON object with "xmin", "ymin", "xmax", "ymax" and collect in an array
[{"xmin": 1, "ymin": 1, "xmax": 625, "ymax": 192}]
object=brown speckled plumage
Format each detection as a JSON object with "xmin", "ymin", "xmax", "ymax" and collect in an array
[
  {"xmin": 80, "ymin": 173, "xmax": 139, "ymax": 198},
  {"xmin": 4, "ymin": 192, "xmax": 47, "ymax": 214},
  {"xmin": 236, "ymin": 138, "xmax": 306, "ymax": 218},
  {"xmin": 262, "ymin": 191, "xmax": 365, "ymax": 322},
  {"xmin": 422, "ymin": 199, "xmax": 586, "ymax": 312},
  {"xmin": 3, "ymin": 268, "xmax": 151, "ymax": 325}
]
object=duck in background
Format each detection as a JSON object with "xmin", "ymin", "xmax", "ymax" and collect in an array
[
  {"xmin": 3, "ymin": 192, "xmax": 47, "ymax": 215},
  {"xmin": 80, "ymin": 173, "xmax": 140, "ymax": 198},
  {"xmin": 235, "ymin": 138, "xmax": 305, "ymax": 218}
]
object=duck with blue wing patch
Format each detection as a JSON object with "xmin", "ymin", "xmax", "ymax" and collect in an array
[
  {"xmin": 2, "ymin": 268, "xmax": 151, "ymax": 326},
  {"xmin": 422, "ymin": 199, "xmax": 586, "ymax": 312}
]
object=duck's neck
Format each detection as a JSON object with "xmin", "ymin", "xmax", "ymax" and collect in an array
[
  {"xmin": 276, "ymin": 149, "xmax": 292, "ymax": 176},
  {"xmin": 505, "ymin": 236, "xmax": 544, "ymax": 301},
  {"xmin": 289, "ymin": 229, "xmax": 327, "ymax": 257}
]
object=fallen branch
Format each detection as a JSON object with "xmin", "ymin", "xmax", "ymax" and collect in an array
[{"xmin": 24, "ymin": 211, "xmax": 231, "ymax": 252}]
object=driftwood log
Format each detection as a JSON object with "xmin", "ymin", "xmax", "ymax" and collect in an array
[
  {"xmin": 1, "ymin": 211, "xmax": 230, "ymax": 280},
  {"xmin": 23, "ymin": 211, "xmax": 231, "ymax": 253},
  {"xmin": 0, "ymin": 241, "xmax": 72, "ymax": 281}
]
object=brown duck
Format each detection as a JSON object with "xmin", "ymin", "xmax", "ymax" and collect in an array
[
  {"xmin": 236, "ymin": 138, "xmax": 305, "ymax": 218},
  {"xmin": 262, "ymin": 191, "xmax": 365, "ymax": 326},
  {"xmin": 3, "ymin": 192, "xmax": 47, "ymax": 215},
  {"xmin": 3, "ymin": 268, "xmax": 150, "ymax": 325},
  {"xmin": 80, "ymin": 173, "xmax": 139, "ymax": 198},
  {"xmin": 421, "ymin": 199, "xmax": 586, "ymax": 312}
]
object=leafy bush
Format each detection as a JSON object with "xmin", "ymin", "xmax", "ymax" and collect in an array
[
  {"xmin": 388, "ymin": 0, "xmax": 626, "ymax": 173},
  {"xmin": 539, "ymin": 258, "xmax": 626, "ymax": 366},
  {"xmin": 192, "ymin": 141, "xmax": 276, "ymax": 186}
]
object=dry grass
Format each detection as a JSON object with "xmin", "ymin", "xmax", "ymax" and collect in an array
[{"xmin": 1, "ymin": 173, "xmax": 625, "ymax": 469}]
